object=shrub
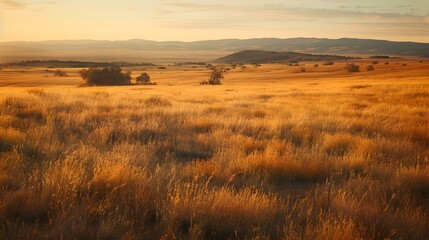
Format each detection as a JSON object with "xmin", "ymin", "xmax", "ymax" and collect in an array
[
  {"xmin": 201, "ymin": 66, "xmax": 224, "ymax": 85},
  {"xmin": 346, "ymin": 63, "xmax": 360, "ymax": 72},
  {"xmin": 300, "ymin": 67, "xmax": 307, "ymax": 72},
  {"xmin": 53, "ymin": 70, "xmax": 68, "ymax": 77},
  {"xmin": 371, "ymin": 60, "xmax": 379, "ymax": 65},
  {"xmin": 385, "ymin": 62, "xmax": 389, "ymax": 65},
  {"xmin": 323, "ymin": 62, "xmax": 334, "ymax": 66},
  {"xmin": 366, "ymin": 65, "xmax": 375, "ymax": 71},
  {"xmin": 314, "ymin": 64, "xmax": 319, "ymax": 68},
  {"xmin": 136, "ymin": 72, "xmax": 156, "ymax": 85},
  {"xmin": 79, "ymin": 66, "xmax": 131, "ymax": 86}
]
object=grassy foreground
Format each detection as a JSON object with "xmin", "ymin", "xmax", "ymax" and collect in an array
[{"xmin": 0, "ymin": 61, "xmax": 428, "ymax": 239}]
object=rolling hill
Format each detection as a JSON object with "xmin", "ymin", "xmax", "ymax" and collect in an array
[
  {"xmin": 0, "ymin": 38, "xmax": 428, "ymax": 63},
  {"xmin": 215, "ymin": 50, "xmax": 353, "ymax": 63}
]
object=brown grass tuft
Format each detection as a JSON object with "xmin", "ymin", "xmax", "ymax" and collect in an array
[
  {"xmin": 145, "ymin": 96, "xmax": 172, "ymax": 107},
  {"xmin": 323, "ymin": 134, "xmax": 356, "ymax": 156}
]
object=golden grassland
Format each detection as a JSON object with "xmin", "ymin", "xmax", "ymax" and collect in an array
[{"xmin": 0, "ymin": 59, "xmax": 428, "ymax": 239}]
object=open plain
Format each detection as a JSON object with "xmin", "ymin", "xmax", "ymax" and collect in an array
[{"xmin": 0, "ymin": 59, "xmax": 428, "ymax": 239}]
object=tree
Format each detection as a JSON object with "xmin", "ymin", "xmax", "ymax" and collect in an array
[
  {"xmin": 136, "ymin": 72, "xmax": 156, "ymax": 85},
  {"xmin": 79, "ymin": 66, "xmax": 131, "ymax": 86},
  {"xmin": 201, "ymin": 66, "xmax": 224, "ymax": 85}
]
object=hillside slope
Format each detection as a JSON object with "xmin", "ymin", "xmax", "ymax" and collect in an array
[{"xmin": 215, "ymin": 50, "xmax": 353, "ymax": 63}]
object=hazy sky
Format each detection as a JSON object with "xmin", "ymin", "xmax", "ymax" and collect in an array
[{"xmin": 1, "ymin": 0, "xmax": 428, "ymax": 42}]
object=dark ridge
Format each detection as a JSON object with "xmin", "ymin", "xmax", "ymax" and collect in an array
[
  {"xmin": 369, "ymin": 55, "xmax": 396, "ymax": 59},
  {"xmin": 215, "ymin": 50, "xmax": 355, "ymax": 64}
]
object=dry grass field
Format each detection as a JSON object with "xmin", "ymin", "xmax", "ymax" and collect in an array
[{"xmin": 0, "ymin": 59, "xmax": 428, "ymax": 239}]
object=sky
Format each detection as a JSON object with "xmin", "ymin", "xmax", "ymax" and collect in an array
[{"xmin": 0, "ymin": 0, "xmax": 428, "ymax": 42}]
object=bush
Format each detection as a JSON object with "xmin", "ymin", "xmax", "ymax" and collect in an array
[
  {"xmin": 79, "ymin": 66, "xmax": 131, "ymax": 86},
  {"xmin": 201, "ymin": 66, "xmax": 224, "ymax": 85},
  {"xmin": 314, "ymin": 64, "xmax": 319, "ymax": 68},
  {"xmin": 300, "ymin": 67, "xmax": 307, "ymax": 72},
  {"xmin": 347, "ymin": 63, "xmax": 360, "ymax": 72},
  {"xmin": 371, "ymin": 60, "xmax": 379, "ymax": 65},
  {"xmin": 136, "ymin": 72, "xmax": 156, "ymax": 85},
  {"xmin": 323, "ymin": 61, "xmax": 334, "ymax": 66},
  {"xmin": 366, "ymin": 65, "xmax": 375, "ymax": 71},
  {"xmin": 53, "ymin": 70, "xmax": 68, "ymax": 77}
]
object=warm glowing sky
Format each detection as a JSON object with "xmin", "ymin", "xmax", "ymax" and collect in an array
[{"xmin": 1, "ymin": 0, "xmax": 428, "ymax": 42}]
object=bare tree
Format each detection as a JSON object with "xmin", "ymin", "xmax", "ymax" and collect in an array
[{"xmin": 201, "ymin": 66, "xmax": 224, "ymax": 85}]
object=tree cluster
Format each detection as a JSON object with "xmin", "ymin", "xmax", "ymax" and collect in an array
[{"xmin": 79, "ymin": 66, "xmax": 131, "ymax": 86}]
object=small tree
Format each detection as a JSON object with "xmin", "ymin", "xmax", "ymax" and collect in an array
[
  {"xmin": 367, "ymin": 65, "xmax": 375, "ymax": 71},
  {"xmin": 79, "ymin": 66, "xmax": 131, "ymax": 86},
  {"xmin": 201, "ymin": 66, "xmax": 224, "ymax": 85},
  {"xmin": 136, "ymin": 72, "xmax": 155, "ymax": 85}
]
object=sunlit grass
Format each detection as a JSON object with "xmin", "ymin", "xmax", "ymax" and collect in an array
[{"xmin": 0, "ymin": 62, "xmax": 428, "ymax": 239}]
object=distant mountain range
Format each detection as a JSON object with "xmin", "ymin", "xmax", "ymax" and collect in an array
[
  {"xmin": 0, "ymin": 38, "xmax": 428, "ymax": 63},
  {"xmin": 215, "ymin": 50, "xmax": 354, "ymax": 63}
]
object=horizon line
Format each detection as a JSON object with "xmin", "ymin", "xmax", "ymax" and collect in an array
[{"xmin": 1, "ymin": 37, "xmax": 428, "ymax": 44}]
